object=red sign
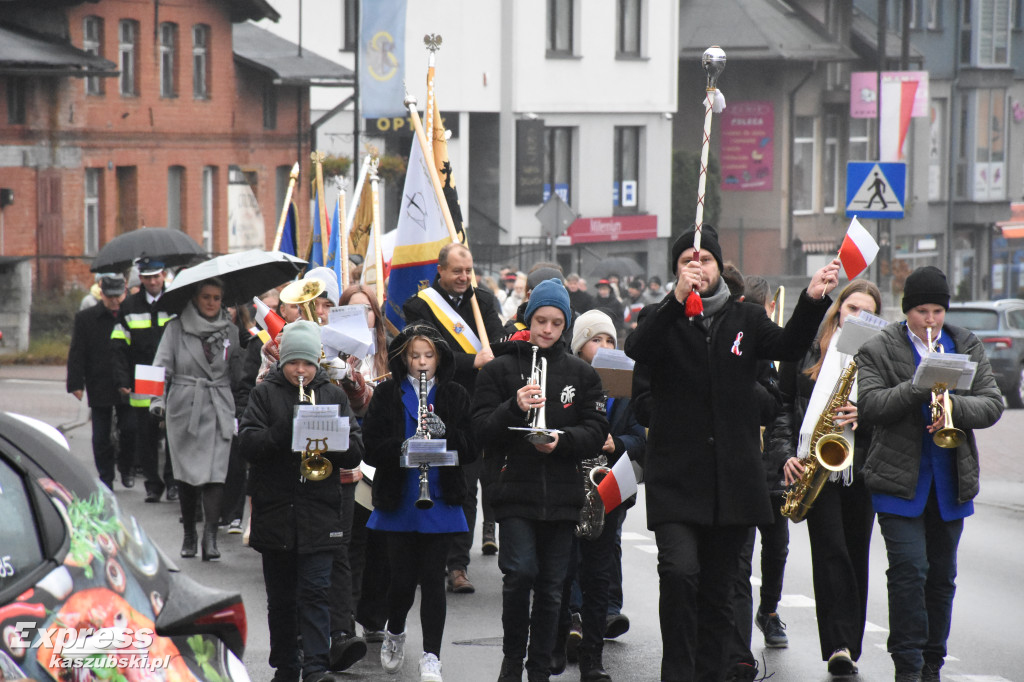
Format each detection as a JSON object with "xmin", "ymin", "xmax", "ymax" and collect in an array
[{"xmin": 566, "ymin": 215, "xmax": 657, "ymax": 244}]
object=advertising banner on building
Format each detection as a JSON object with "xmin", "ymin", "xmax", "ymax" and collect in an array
[
  {"xmin": 850, "ymin": 71, "xmax": 930, "ymax": 119},
  {"xmin": 719, "ymin": 101, "xmax": 774, "ymax": 191}
]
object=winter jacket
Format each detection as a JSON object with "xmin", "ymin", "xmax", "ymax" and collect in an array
[
  {"xmin": 474, "ymin": 339, "xmax": 609, "ymax": 523},
  {"xmin": 401, "ymin": 276, "xmax": 506, "ymax": 392},
  {"xmin": 67, "ymin": 303, "xmax": 124, "ymax": 407},
  {"xmin": 624, "ymin": 289, "xmax": 830, "ymax": 527},
  {"xmin": 110, "ymin": 289, "xmax": 176, "ymax": 405},
  {"xmin": 362, "ymin": 324, "xmax": 476, "ymax": 510},
  {"xmin": 856, "ymin": 322, "xmax": 1003, "ymax": 503},
  {"xmin": 240, "ymin": 367, "xmax": 364, "ymax": 553}
]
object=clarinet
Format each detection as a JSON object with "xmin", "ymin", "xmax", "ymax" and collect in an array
[{"xmin": 414, "ymin": 370, "xmax": 434, "ymax": 509}]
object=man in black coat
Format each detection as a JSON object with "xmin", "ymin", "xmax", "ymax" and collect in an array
[
  {"xmin": 401, "ymin": 242, "xmax": 505, "ymax": 594},
  {"xmin": 624, "ymin": 225, "xmax": 839, "ymax": 682},
  {"xmin": 67, "ymin": 273, "xmax": 134, "ymax": 489}
]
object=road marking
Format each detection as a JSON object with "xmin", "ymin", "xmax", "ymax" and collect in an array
[
  {"xmin": 864, "ymin": 621, "xmax": 887, "ymax": 633},
  {"xmin": 636, "ymin": 545, "xmax": 659, "ymax": 554},
  {"xmin": 948, "ymin": 676, "xmax": 1011, "ymax": 681},
  {"xmin": 778, "ymin": 594, "xmax": 815, "ymax": 608},
  {"xmin": 621, "ymin": 531, "xmax": 652, "ymax": 541}
]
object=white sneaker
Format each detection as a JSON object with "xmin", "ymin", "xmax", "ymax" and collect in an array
[
  {"xmin": 380, "ymin": 630, "xmax": 406, "ymax": 674},
  {"xmin": 419, "ymin": 652, "xmax": 443, "ymax": 682}
]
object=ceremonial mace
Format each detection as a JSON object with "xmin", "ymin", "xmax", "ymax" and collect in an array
[{"xmin": 685, "ymin": 46, "xmax": 726, "ymax": 318}]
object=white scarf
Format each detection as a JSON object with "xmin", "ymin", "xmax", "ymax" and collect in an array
[{"xmin": 796, "ymin": 328, "xmax": 856, "ymax": 486}]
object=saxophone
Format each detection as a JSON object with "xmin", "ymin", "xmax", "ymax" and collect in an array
[
  {"xmin": 575, "ymin": 455, "xmax": 610, "ymax": 540},
  {"xmin": 780, "ymin": 361, "xmax": 857, "ymax": 523}
]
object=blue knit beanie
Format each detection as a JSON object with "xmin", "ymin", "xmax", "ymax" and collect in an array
[{"xmin": 524, "ymin": 278, "xmax": 571, "ymax": 326}]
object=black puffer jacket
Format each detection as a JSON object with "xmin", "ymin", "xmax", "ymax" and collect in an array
[
  {"xmin": 361, "ymin": 324, "xmax": 475, "ymax": 510},
  {"xmin": 856, "ymin": 322, "xmax": 1002, "ymax": 503},
  {"xmin": 239, "ymin": 367, "xmax": 364, "ymax": 553},
  {"xmin": 474, "ymin": 338, "xmax": 608, "ymax": 522}
]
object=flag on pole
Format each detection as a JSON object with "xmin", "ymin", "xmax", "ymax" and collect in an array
[
  {"xmin": 880, "ymin": 79, "xmax": 919, "ymax": 162},
  {"xmin": 384, "ymin": 137, "xmax": 451, "ymax": 330},
  {"xmin": 360, "ymin": 0, "xmax": 407, "ymax": 118},
  {"xmin": 327, "ymin": 196, "xmax": 344, "ymax": 292},
  {"xmin": 253, "ymin": 296, "xmax": 286, "ymax": 340},
  {"xmin": 597, "ymin": 453, "xmax": 639, "ymax": 514},
  {"xmin": 308, "ymin": 182, "xmax": 328, "ymax": 268},
  {"xmin": 278, "ymin": 200, "xmax": 298, "ymax": 256},
  {"xmin": 430, "ymin": 84, "xmax": 465, "ymax": 243},
  {"xmin": 838, "ymin": 216, "xmax": 880, "ymax": 280},
  {"xmin": 134, "ymin": 365, "xmax": 166, "ymax": 397}
]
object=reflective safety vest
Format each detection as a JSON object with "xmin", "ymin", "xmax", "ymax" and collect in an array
[{"xmin": 111, "ymin": 291, "xmax": 175, "ymax": 406}]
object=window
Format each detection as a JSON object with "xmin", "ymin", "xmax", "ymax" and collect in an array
[
  {"xmin": 614, "ymin": 126, "xmax": 641, "ymax": 213},
  {"xmin": 927, "ymin": 0, "xmax": 942, "ymax": 28},
  {"xmin": 0, "ymin": 459, "xmax": 46, "ymax": 596},
  {"xmin": 547, "ymin": 0, "xmax": 574, "ymax": 55},
  {"xmin": 167, "ymin": 166, "xmax": 184, "ymax": 230},
  {"xmin": 159, "ymin": 22, "xmax": 177, "ymax": 97},
  {"xmin": 928, "ymin": 99, "xmax": 946, "ymax": 201},
  {"xmin": 85, "ymin": 169, "xmax": 101, "ymax": 255},
  {"xmin": 6, "ymin": 78, "xmax": 26, "ymax": 124},
  {"xmin": 823, "ymin": 115, "xmax": 839, "ymax": 212},
  {"xmin": 848, "ymin": 118, "xmax": 872, "ymax": 161},
  {"xmin": 118, "ymin": 20, "xmax": 138, "ymax": 95},
  {"xmin": 83, "ymin": 17, "xmax": 104, "ymax": 95},
  {"xmin": 617, "ymin": 0, "xmax": 641, "ymax": 57},
  {"xmin": 792, "ymin": 116, "xmax": 815, "ymax": 213},
  {"xmin": 544, "ymin": 127, "xmax": 574, "ymax": 204},
  {"xmin": 973, "ymin": 88, "xmax": 1007, "ymax": 200},
  {"xmin": 964, "ymin": 0, "xmax": 1012, "ymax": 66},
  {"xmin": 192, "ymin": 25, "xmax": 209, "ymax": 99},
  {"xmin": 262, "ymin": 82, "xmax": 277, "ymax": 129},
  {"xmin": 202, "ymin": 166, "xmax": 216, "ymax": 251},
  {"xmin": 956, "ymin": 93, "xmax": 970, "ymax": 198},
  {"xmin": 342, "ymin": 0, "xmax": 358, "ymax": 51}
]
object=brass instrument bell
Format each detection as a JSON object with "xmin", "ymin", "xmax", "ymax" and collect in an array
[
  {"xmin": 296, "ymin": 375, "xmax": 333, "ymax": 482},
  {"xmin": 281, "ymin": 278, "xmax": 326, "ymax": 324}
]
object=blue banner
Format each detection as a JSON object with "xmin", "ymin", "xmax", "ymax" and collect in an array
[
  {"xmin": 279, "ymin": 201, "xmax": 298, "ymax": 256},
  {"xmin": 327, "ymin": 198, "xmax": 344, "ymax": 292},
  {"xmin": 361, "ymin": 0, "xmax": 407, "ymax": 119}
]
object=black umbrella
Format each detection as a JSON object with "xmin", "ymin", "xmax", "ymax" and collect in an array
[
  {"xmin": 90, "ymin": 228, "xmax": 207, "ymax": 273},
  {"xmin": 588, "ymin": 256, "xmax": 645, "ymax": 281},
  {"xmin": 158, "ymin": 249, "xmax": 308, "ymax": 313}
]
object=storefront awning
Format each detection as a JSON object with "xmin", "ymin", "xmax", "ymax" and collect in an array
[{"xmin": 997, "ymin": 202, "xmax": 1024, "ymax": 239}]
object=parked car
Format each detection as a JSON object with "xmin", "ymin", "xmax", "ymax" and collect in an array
[
  {"xmin": 946, "ymin": 299, "xmax": 1024, "ymax": 408},
  {"xmin": 0, "ymin": 411, "xmax": 250, "ymax": 681}
]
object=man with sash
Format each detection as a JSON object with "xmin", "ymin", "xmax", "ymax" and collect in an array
[
  {"xmin": 112, "ymin": 257, "xmax": 177, "ymax": 503},
  {"xmin": 402, "ymin": 242, "xmax": 505, "ymax": 594}
]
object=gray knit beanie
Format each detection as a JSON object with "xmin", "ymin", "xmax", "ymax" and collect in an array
[{"xmin": 279, "ymin": 320, "xmax": 322, "ymax": 366}]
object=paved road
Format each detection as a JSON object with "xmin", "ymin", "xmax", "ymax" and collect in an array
[{"xmin": 2, "ymin": 365, "xmax": 1022, "ymax": 681}]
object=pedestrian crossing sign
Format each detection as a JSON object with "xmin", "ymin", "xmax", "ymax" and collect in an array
[{"xmin": 845, "ymin": 162, "xmax": 906, "ymax": 219}]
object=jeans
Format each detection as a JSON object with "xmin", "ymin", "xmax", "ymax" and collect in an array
[
  {"xmin": 262, "ymin": 549, "xmax": 335, "ymax": 677},
  {"xmin": 608, "ymin": 508, "xmax": 627, "ymax": 615},
  {"xmin": 328, "ymin": 481, "xmax": 357, "ymax": 637},
  {"xmin": 498, "ymin": 517, "xmax": 575, "ymax": 678},
  {"xmin": 655, "ymin": 522, "xmax": 749, "ymax": 682},
  {"xmin": 878, "ymin": 490, "xmax": 963, "ymax": 675},
  {"xmin": 91, "ymin": 403, "xmax": 134, "ymax": 487}
]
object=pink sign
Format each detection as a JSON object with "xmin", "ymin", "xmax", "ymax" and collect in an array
[
  {"xmin": 566, "ymin": 215, "xmax": 657, "ymax": 244},
  {"xmin": 719, "ymin": 101, "xmax": 774, "ymax": 192},
  {"xmin": 850, "ymin": 71, "xmax": 930, "ymax": 118}
]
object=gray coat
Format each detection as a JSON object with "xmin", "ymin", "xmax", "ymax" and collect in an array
[
  {"xmin": 856, "ymin": 322, "xmax": 1003, "ymax": 504},
  {"xmin": 152, "ymin": 304, "xmax": 240, "ymax": 486}
]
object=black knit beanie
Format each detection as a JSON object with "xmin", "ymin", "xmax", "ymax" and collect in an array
[
  {"xmin": 671, "ymin": 224, "xmax": 724, "ymax": 276},
  {"xmin": 902, "ymin": 266, "xmax": 950, "ymax": 313}
]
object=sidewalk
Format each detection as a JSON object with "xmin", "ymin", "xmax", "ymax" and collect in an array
[{"xmin": 0, "ymin": 364, "xmax": 66, "ymax": 381}]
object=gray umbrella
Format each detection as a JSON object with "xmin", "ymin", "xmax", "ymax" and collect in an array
[
  {"xmin": 90, "ymin": 227, "xmax": 207, "ymax": 273},
  {"xmin": 587, "ymin": 256, "xmax": 645, "ymax": 281},
  {"xmin": 158, "ymin": 249, "xmax": 308, "ymax": 313}
]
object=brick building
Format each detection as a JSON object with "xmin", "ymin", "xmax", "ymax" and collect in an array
[{"xmin": 0, "ymin": 0, "xmax": 351, "ymax": 291}]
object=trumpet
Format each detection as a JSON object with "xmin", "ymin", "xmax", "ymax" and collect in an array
[
  {"xmin": 297, "ymin": 375, "xmax": 333, "ymax": 481},
  {"xmin": 414, "ymin": 370, "xmax": 433, "ymax": 510},
  {"xmin": 280, "ymin": 278, "xmax": 326, "ymax": 324},
  {"xmin": 926, "ymin": 328, "xmax": 966, "ymax": 449},
  {"xmin": 525, "ymin": 346, "xmax": 555, "ymax": 444}
]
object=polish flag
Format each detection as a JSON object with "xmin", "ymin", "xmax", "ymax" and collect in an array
[
  {"xmin": 134, "ymin": 365, "xmax": 165, "ymax": 397},
  {"xmin": 880, "ymin": 79, "xmax": 919, "ymax": 161},
  {"xmin": 253, "ymin": 296, "xmax": 286, "ymax": 340},
  {"xmin": 838, "ymin": 217, "xmax": 880, "ymax": 280},
  {"xmin": 597, "ymin": 453, "xmax": 639, "ymax": 514}
]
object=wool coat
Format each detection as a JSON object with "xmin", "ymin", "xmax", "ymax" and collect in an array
[
  {"xmin": 856, "ymin": 322, "xmax": 1003, "ymax": 503},
  {"xmin": 239, "ymin": 367, "xmax": 364, "ymax": 553},
  {"xmin": 151, "ymin": 304, "xmax": 240, "ymax": 487},
  {"xmin": 361, "ymin": 324, "xmax": 476, "ymax": 510},
  {"xmin": 473, "ymin": 339, "xmax": 609, "ymax": 523},
  {"xmin": 624, "ymin": 289, "xmax": 830, "ymax": 528},
  {"xmin": 67, "ymin": 303, "xmax": 123, "ymax": 407}
]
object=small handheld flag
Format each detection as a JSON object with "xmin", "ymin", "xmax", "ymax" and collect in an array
[
  {"xmin": 597, "ymin": 453, "xmax": 639, "ymax": 514},
  {"xmin": 134, "ymin": 365, "xmax": 166, "ymax": 397},
  {"xmin": 838, "ymin": 216, "xmax": 880, "ymax": 280},
  {"xmin": 253, "ymin": 296, "xmax": 286, "ymax": 340}
]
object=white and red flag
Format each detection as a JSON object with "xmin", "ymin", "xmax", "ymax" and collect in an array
[
  {"xmin": 253, "ymin": 296, "xmax": 286, "ymax": 340},
  {"xmin": 838, "ymin": 217, "xmax": 879, "ymax": 280},
  {"xmin": 880, "ymin": 79, "xmax": 919, "ymax": 161},
  {"xmin": 134, "ymin": 365, "xmax": 165, "ymax": 397},
  {"xmin": 597, "ymin": 453, "xmax": 639, "ymax": 514}
]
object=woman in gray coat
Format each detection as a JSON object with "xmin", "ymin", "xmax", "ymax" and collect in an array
[{"xmin": 152, "ymin": 278, "xmax": 240, "ymax": 561}]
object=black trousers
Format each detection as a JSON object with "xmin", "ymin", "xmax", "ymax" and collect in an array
[
  {"xmin": 262, "ymin": 549, "xmax": 334, "ymax": 678},
  {"xmin": 655, "ymin": 522, "xmax": 749, "ymax": 682},
  {"xmin": 806, "ymin": 478, "xmax": 875, "ymax": 661},
  {"xmin": 384, "ymin": 531, "xmax": 455, "ymax": 656},
  {"xmin": 135, "ymin": 407, "xmax": 173, "ymax": 495},
  {"xmin": 327, "ymin": 481, "xmax": 357, "ymax": 637},
  {"xmin": 91, "ymin": 403, "xmax": 134, "ymax": 487},
  {"xmin": 221, "ymin": 435, "xmax": 247, "ymax": 524},
  {"xmin": 350, "ymin": 499, "xmax": 389, "ymax": 632},
  {"xmin": 447, "ymin": 456, "xmax": 483, "ymax": 572}
]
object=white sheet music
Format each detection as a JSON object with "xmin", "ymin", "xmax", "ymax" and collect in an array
[
  {"xmin": 401, "ymin": 439, "xmax": 458, "ymax": 467},
  {"xmin": 592, "ymin": 348, "xmax": 635, "ymax": 370},
  {"xmin": 291, "ymin": 404, "xmax": 350, "ymax": 452},
  {"xmin": 323, "ymin": 305, "xmax": 374, "ymax": 358},
  {"xmin": 836, "ymin": 312, "xmax": 888, "ymax": 355},
  {"xmin": 912, "ymin": 354, "xmax": 977, "ymax": 391}
]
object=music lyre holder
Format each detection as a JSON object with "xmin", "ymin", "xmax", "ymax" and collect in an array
[{"xmin": 508, "ymin": 425, "xmax": 564, "ymax": 445}]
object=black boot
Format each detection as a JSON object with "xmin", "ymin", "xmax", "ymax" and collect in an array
[
  {"xmin": 578, "ymin": 648, "xmax": 612, "ymax": 682},
  {"xmin": 550, "ymin": 622, "xmax": 568, "ymax": 675},
  {"xmin": 179, "ymin": 484, "xmax": 198, "ymax": 558},
  {"xmin": 202, "ymin": 525, "xmax": 220, "ymax": 561},
  {"xmin": 498, "ymin": 656, "xmax": 523, "ymax": 682},
  {"xmin": 180, "ymin": 527, "xmax": 198, "ymax": 558}
]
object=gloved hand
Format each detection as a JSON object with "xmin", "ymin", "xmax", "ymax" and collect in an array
[
  {"xmin": 150, "ymin": 404, "xmax": 165, "ymax": 419},
  {"xmin": 325, "ymin": 356, "xmax": 349, "ymax": 383},
  {"xmin": 422, "ymin": 412, "xmax": 446, "ymax": 438}
]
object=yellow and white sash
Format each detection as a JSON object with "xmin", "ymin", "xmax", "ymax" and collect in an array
[{"xmin": 417, "ymin": 288, "xmax": 481, "ymax": 354}]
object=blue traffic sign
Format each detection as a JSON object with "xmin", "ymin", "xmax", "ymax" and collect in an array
[{"xmin": 846, "ymin": 162, "xmax": 906, "ymax": 219}]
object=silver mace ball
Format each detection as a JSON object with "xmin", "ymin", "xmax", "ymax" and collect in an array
[{"xmin": 702, "ymin": 46, "xmax": 726, "ymax": 90}]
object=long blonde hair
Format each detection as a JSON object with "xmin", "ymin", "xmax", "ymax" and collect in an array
[{"xmin": 804, "ymin": 279, "xmax": 882, "ymax": 381}]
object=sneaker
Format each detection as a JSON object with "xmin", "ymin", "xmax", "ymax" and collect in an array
[
  {"xmin": 380, "ymin": 630, "xmax": 406, "ymax": 673},
  {"xmin": 482, "ymin": 522, "xmax": 498, "ymax": 555},
  {"xmin": 419, "ymin": 652, "xmax": 443, "ymax": 682},
  {"xmin": 604, "ymin": 613, "xmax": 630, "ymax": 639},
  {"xmin": 166, "ymin": 483, "xmax": 179, "ymax": 501},
  {"xmin": 329, "ymin": 632, "xmax": 367, "ymax": 671},
  {"xmin": 227, "ymin": 518, "xmax": 244, "ymax": 534},
  {"xmin": 362, "ymin": 626, "xmax": 386, "ymax": 643},
  {"xmin": 447, "ymin": 568, "xmax": 475, "ymax": 594},
  {"xmin": 755, "ymin": 609, "xmax": 789, "ymax": 648},
  {"xmin": 921, "ymin": 662, "xmax": 941, "ymax": 682},
  {"xmin": 565, "ymin": 612, "xmax": 582, "ymax": 663},
  {"xmin": 726, "ymin": 661, "xmax": 759, "ymax": 682},
  {"xmin": 828, "ymin": 647, "xmax": 858, "ymax": 676}
]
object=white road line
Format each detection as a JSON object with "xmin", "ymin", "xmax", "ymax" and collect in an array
[
  {"xmin": 948, "ymin": 676, "xmax": 1011, "ymax": 681},
  {"xmin": 621, "ymin": 531, "xmax": 652, "ymax": 541},
  {"xmin": 636, "ymin": 545, "xmax": 659, "ymax": 554}
]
